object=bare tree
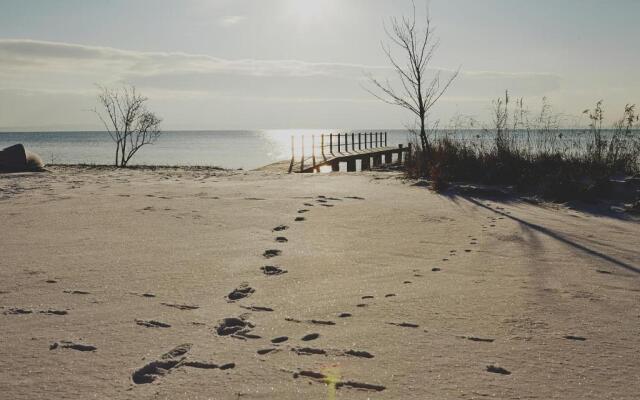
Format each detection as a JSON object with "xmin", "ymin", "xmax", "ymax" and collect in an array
[
  {"xmin": 94, "ymin": 85, "xmax": 162, "ymax": 167},
  {"xmin": 365, "ymin": 3, "xmax": 458, "ymax": 150}
]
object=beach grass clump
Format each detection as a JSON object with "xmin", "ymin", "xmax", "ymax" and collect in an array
[{"xmin": 405, "ymin": 95, "xmax": 640, "ymax": 201}]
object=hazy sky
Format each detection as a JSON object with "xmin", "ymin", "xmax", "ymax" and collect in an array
[{"xmin": 1, "ymin": 0, "xmax": 638, "ymax": 130}]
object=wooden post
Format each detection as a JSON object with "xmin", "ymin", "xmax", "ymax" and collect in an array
[
  {"xmin": 321, "ymin": 134, "xmax": 325, "ymax": 160},
  {"xmin": 360, "ymin": 156, "xmax": 371, "ymax": 171},
  {"xmin": 385, "ymin": 132, "xmax": 388, "ymax": 147},
  {"xmin": 344, "ymin": 133, "xmax": 348, "ymax": 153},
  {"xmin": 369, "ymin": 132, "xmax": 373, "ymax": 148},
  {"xmin": 329, "ymin": 133, "xmax": 333, "ymax": 154},
  {"xmin": 373, "ymin": 153, "xmax": 382, "ymax": 167},
  {"xmin": 358, "ymin": 132, "xmax": 362, "ymax": 150},
  {"xmin": 289, "ymin": 135, "xmax": 294, "ymax": 173},
  {"xmin": 337, "ymin": 133, "xmax": 341, "ymax": 153},
  {"xmin": 398, "ymin": 144, "xmax": 404, "ymax": 164},
  {"xmin": 375, "ymin": 132, "xmax": 378, "ymax": 147},
  {"xmin": 300, "ymin": 135, "xmax": 305, "ymax": 172},
  {"xmin": 351, "ymin": 133, "xmax": 355, "ymax": 152},
  {"xmin": 312, "ymin": 134, "xmax": 316, "ymax": 171},
  {"xmin": 347, "ymin": 158, "xmax": 356, "ymax": 172}
]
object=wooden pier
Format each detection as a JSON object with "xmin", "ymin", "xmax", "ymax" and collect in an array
[{"xmin": 288, "ymin": 132, "xmax": 411, "ymax": 173}]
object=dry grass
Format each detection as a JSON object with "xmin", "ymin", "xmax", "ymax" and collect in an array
[{"xmin": 405, "ymin": 96, "xmax": 640, "ymax": 201}]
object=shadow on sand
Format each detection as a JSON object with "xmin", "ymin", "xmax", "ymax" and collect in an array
[{"xmin": 425, "ymin": 183, "xmax": 640, "ymax": 276}]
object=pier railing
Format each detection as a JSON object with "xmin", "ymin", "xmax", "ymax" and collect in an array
[{"xmin": 289, "ymin": 132, "xmax": 411, "ymax": 173}]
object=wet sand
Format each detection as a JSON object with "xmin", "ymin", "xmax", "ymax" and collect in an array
[{"xmin": 1, "ymin": 166, "xmax": 639, "ymax": 399}]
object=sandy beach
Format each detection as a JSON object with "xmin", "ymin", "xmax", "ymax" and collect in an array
[{"xmin": 1, "ymin": 166, "xmax": 639, "ymax": 399}]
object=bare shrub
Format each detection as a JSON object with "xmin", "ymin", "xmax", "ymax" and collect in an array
[{"xmin": 94, "ymin": 85, "xmax": 162, "ymax": 167}]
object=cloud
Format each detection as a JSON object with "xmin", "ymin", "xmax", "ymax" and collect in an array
[
  {"xmin": 0, "ymin": 38, "xmax": 561, "ymax": 98},
  {"xmin": 0, "ymin": 39, "xmax": 572, "ymax": 129},
  {"xmin": 219, "ymin": 15, "xmax": 247, "ymax": 27}
]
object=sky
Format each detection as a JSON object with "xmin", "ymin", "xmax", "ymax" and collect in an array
[{"xmin": 0, "ymin": 0, "xmax": 639, "ymax": 131}]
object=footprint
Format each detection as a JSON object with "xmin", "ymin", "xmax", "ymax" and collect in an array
[
  {"xmin": 49, "ymin": 341, "xmax": 97, "ymax": 352},
  {"xmin": 403, "ymin": 281, "xmax": 412, "ymax": 284},
  {"xmin": 486, "ymin": 365, "xmax": 511, "ymax": 375},
  {"xmin": 596, "ymin": 270, "xmax": 612, "ymax": 274},
  {"xmin": 263, "ymin": 249, "xmax": 282, "ymax": 258},
  {"xmin": 261, "ymin": 266, "xmax": 287, "ymax": 276},
  {"xmin": 345, "ymin": 196, "xmax": 365, "ymax": 200},
  {"xmin": 227, "ymin": 284, "xmax": 255, "ymax": 302},
  {"xmin": 564, "ymin": 335, "xmax": 586, "ymax": 341},
  {"xmin": 129, "ymin": 292, "xmax": 156, "ymax": 298},
  {"xmin": 301, "ymin": 333, "xmax": 320, "ymax": 341},
  {"xmin": 361, "ymin": 295, "xmax": 374, "ymax": 299},
  {"xmin": 63, "ymin": 290, "xmax": 90, "ymax": 295},
  {"xmin": 338, "ymin": 313, "xmax": 352, "ymax": 318},
  {"xmin": 387, "ymin": 322, "xmax": 419, "ymax": 328},
  {"xmin": 461, "ymin": 336, "xmax": 494, "ymax": 343},
  {"xmin": 432, "ymin": 267, "xmax": 441, "ymax": 272},
  {"xmin": 3, "ymin": 308, "xmax": 33, "ymax": 315},
  {"xmin": 257, "ymin": 348, "xmax": 278, "ymax": 355},
  {"xmin": 45, "ymin": 279, "xmax": 57, "ymax": 284},
  {"xmin": 344, "ymin": 350, "xmax": 374, "ymax": 358},
  {"xmin": 310, "ymin": 320, "xmax": 335, "ymax": 326},
  {"xmin": 320, "ymin": 204, "xmax": 334, "ymax": 207},
  {"xmin": 356, "ymin": 304, "xmax": 367, "ymax": 308},
  {"xmin": 182, "ymin": 361, "xmax": 233, "ymax": 370},
  {"xmin": 303, "ymin": 203, "xmax": 314, "ymax": 207},
  {"xmin": 40, "ymin": 309, "xmax": 68, "ymax": 316},
  {"xmin": 292, "ymin": 347, "xmax": 327, "ymax": 356},
  {"xmin": 136, "ymin": 319, "xmax": 171, "ymax": 328},
  {"xmin": 215, "ymin": 317, "xmax": 256, "ymax": 339},
  {"xmin": 161, "ymin": 303, "xmax": 199, "ymax": 310},
  {"xmin": 385, "ymin": 294, "xmax": 396, "ymax": 298},
  {"xmin": 298, "ymin": 210, "xmax": 309, "ymax": 214},
  {"xmin": 275, "ymin": 237, "xmax": 288, "ymax": 243},
  {"xmin": 294, "ymin": 217, "xmax": 306, "ymax": 222},
  {"xmin": 271, "ymin": 336, "xmax": 289, "ymax": 344},
  {"xmin": 294, "ymin": 370, "xmax": 385, "ymax": 392},
  {"xmin": 240, "ymin": 305, "xmax": 273, "ymax": 312},
  {"xmin": 273, "ymin": 225, "xmax": 289, "ymax": 232},
  {"xmin": 131, "ymin": 344, "xmax": 192, "ymax": 384}
]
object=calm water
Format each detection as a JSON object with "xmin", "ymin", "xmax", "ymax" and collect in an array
[
  {"xmin": 2, "ymin": 129, "xmax": 631, "ymax": 169},
  {"xmin": 0, "ymin": 130, "xmax": 413, "ymax": 170}
]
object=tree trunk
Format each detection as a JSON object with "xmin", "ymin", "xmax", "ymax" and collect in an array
[
  {"xmin": 419, "ymin": 110, "xmax": 428, "ymax": 151},
  {"xmin": 114, "ymin": 140, "xmax": 121, "ymax": 166}
]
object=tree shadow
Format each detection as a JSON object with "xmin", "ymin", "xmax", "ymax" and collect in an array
[
  {"xmin": 449, "ymin": 192, "xmax": 640, "ymax": 276},
  {"xmin": 438, "ymin": 183, "xmax": 636, "ymax": 221}
]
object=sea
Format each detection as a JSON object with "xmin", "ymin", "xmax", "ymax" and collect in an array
[
  {"xmin": 1, "ymin": 129, "xmax": 632, "ymax": 170},
  {"xmin": 0, "ymin": 130, "xmax": 414, "ymax": 170}
]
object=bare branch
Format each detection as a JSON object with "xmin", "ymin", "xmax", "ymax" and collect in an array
[
  {"xmin": 94, "ymin": 85, "xmax": 162, "ymax": 167},
  {"xmin": 364, "ymin": 2, "xmax": 458, "ymax": 150}
]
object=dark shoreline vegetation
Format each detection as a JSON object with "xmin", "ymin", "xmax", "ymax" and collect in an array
[{"xmin": 406, "ymin": 96, "xmax": 640, "ymax": 208}]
